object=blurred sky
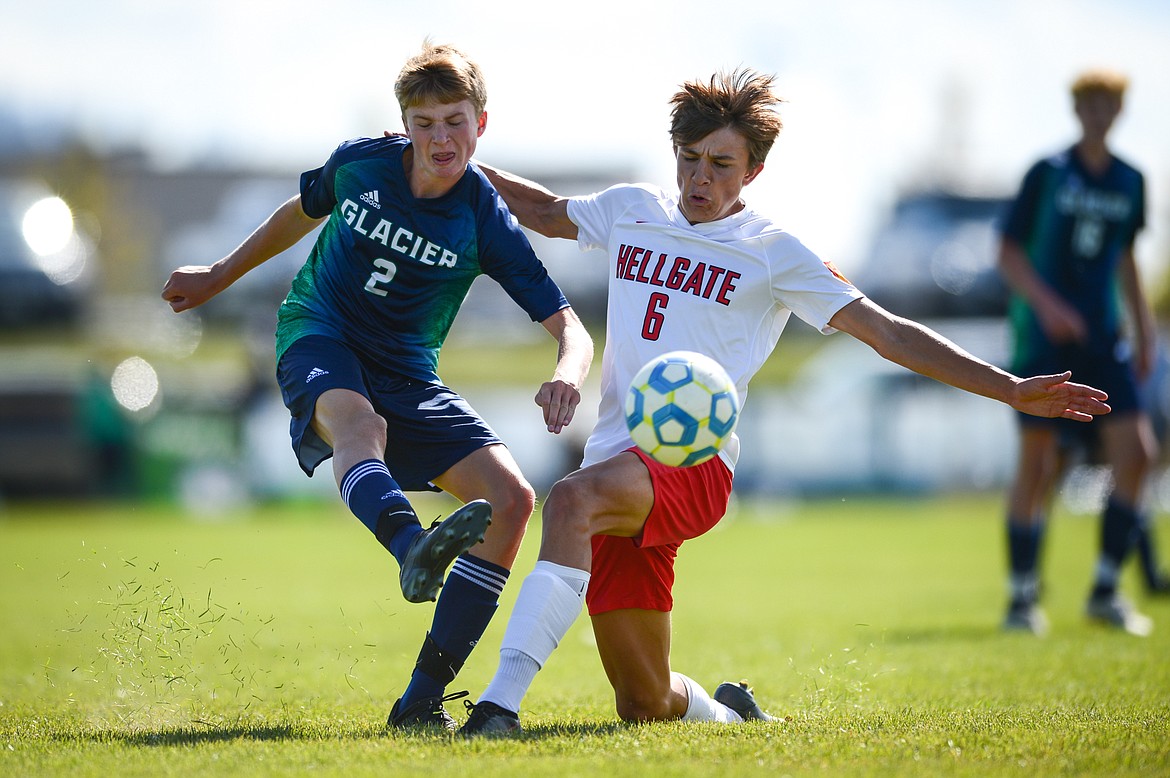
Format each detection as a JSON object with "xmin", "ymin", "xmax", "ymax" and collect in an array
[{"xmin": 2, "ymin": 0, "xmax": 1169, "ymax": 275}]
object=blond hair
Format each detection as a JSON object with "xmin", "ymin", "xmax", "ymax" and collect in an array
[
  {"xmin": 1070, "ymin": 69, "xmax": 1128, "ymax": 103},
  {"xmin": 394, "ymin": 41, "xmax": 488, "ymax": 116}
]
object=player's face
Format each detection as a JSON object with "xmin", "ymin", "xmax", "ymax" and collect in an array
[
  {"xmin": 403, "ymin": 99, "xmax": 487, "ymax": 196},
  {"xmin": 675, "ymin": 127, "xmax": 763, "ymax": 224},
  {"xmin": 1075, "ymin": 92, "xmax": 1121, "ymax": 145}
]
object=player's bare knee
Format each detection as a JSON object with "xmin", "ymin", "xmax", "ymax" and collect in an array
[
  {"xmin": 614, "ymin": 690, "xmax": 674, "ymax": 723},
  {"xmin": 345, "ymin": 408, "xmax": 386, "ymax": 451},
  {"xmin": 544, "ymin": 473, "xmax": 596, "ymax": 520},
  {"xmin": 542, "ymin": 479, "xmax": 595, "ymax": 537},
  {"xmin": 491, "ymin": 480, "xmax": 536, "ymax": 540}
]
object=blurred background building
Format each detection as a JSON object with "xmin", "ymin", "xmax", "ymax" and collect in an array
[{"xmin": 1, "ymin": 0, "xmax": 1167, "ymax": 511}]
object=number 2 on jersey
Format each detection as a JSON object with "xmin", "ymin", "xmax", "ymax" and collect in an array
[{"xmin": 364, "ymin": 258, "xmax": 397, "ymax": 296}]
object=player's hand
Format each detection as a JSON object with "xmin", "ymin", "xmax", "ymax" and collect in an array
[
  {"xmin": 535, "ymin": 379, "xmax": 581, "ymax": 434},
  {"xmin": 1035, "ymin": 297, "xmax": 1089, "ymax": 345},
  {"xmin": 1012, "ymin": 371, "xmax": 1110, "ymax": 422},
  {"xmin": 161, "ymin": 264, "xmax": 223, "ymax": 312}
]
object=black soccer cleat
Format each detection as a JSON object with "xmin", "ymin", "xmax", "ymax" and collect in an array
[
  {"xmin": 399, "ymin": 500, "xmax": 492, "ymax": 603},
  {"xmin": 1085, "ymin": 592, "xmax": 1153, "ymax": 637},
  {"xmin": 458, "ymin": 699, "xmax": 522, "ymax": 737},
  {"xmin": 387, "ymin": 690, "xmax": 469, "ymax": 732},
  {"xmin": 714, "ymin": 680, "xmax": 777, "ymax": 722}
]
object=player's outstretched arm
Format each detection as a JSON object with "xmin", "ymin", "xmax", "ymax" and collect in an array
[
  {"xmin": 475, "ymin": 162, "xmax": 578, "ymax": 240},
  {"xmin": 535, "ymin": 307, "xmax": 594, "ymax": 434},
  {"xmin": 162, "ymin": 195, "xmax": 324, "ymax": 312},
  {"xmin": 829, "ymin": 297, "xmax": 1111, "ymax": 421}
]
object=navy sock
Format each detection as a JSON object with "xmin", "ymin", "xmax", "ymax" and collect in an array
[
  {"xmin": 1095, "ymin": 498, "xmax": 1139, "ymax": 595},
  {"xmin": 1134, "ymin": 512, "xmax": 1160, "ymax": 586},
  {"xmin": 340, "ymin": 459, "xmax": 418, "ymax": 550},
  {"xmin": 1007, "ymin": 518, "xmax": 1044, "ymax": 603},
  {"xmin": 384, "ymin": 521, "xmax": 424, "ymax": 565},
  {"xmin": 399, "ymin": 554, "xmax": 509, "ymax": 707},
  {"xmin": 1100, "ymin": 498, "xmax": 1139, "ymax": 567}
]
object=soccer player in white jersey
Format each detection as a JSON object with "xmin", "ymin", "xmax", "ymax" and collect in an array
[{"xmin": 458, "ymin": 69, "xmax": 1112, "ymax": 734}]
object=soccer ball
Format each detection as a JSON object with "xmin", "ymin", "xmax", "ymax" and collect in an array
[{"xmin": 625, "ymin": 351, "xmax": 740, "ymax": 467}]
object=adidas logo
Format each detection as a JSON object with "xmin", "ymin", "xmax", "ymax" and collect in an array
[
  {"xmin": 359, "ymin": 190, "xmax": 381, "ymax": 209},
  {"xmin": 305, "ymin": 367, "xmax": 329, "ymax": 383}
]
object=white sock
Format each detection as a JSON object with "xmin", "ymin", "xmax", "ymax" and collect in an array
[
  {"xmin": 1009, "ymin": 572, "xmax": 1038, "ymax": 603},
  {"xmin": 676, "ymin": 673, "xmax": 742, "ymax": 723},
  {"xmin": 480, "ymin": 561, "xmax": 589, "ymax": 713},
  {"xmin": 1094, "ymin": 557, "xmax": 1120, "ymax": 590}
]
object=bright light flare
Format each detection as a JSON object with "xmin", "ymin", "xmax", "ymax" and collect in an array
[
  {"xmin": 21, "ymin": 195, "xmax": 88, "ymax": 284},
  {"xmin": 22, "ymin": 196, "xmax": 74, "ymax": 256},
  {"xmin": 111, "ymin": 356, "xmax": 161, "ymax": 413}
]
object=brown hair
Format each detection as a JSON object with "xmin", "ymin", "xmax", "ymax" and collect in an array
[
  {"xmin": 668, "ymin": 69, "xmax": 784, "ymax": 170},
  {"xmin": 1070, "ymin": 69, "xmax": 1128, "ymax": 103},
  {"xmin": 394, "ymin": 41, "xmax": 488, "ymax": 116}
]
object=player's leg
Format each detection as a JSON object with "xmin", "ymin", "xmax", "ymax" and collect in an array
[
  {"xmin": 1003, "ymin": 424, "xmax": 1061, "ymax": 631},
  {"xmin": 460, "ymin": 452, "xmax": 654, "ymax": 734},
  {"xmin": 390, "ymin": 445, "xmax": 535, "ymax": 728},
  {"xmin": 434, "ymin": 444, "xmax": 536, "ymax": 570},
  {"xmin": 1086, "ymin": 412, "xmax": 1158, "ymax": 633},
  {"xmin": 276, "ymin": 338, "xmax": 434, "ymax": 576},
  {"xmin": 462, "ymin": 450, "xmax": 739, "ymax": 734},
  {"xmin": 310, "ymin": 384, "xmax": 493, "ymax": 603},
  {"xmin": 1136, "ymin": 521, "xmax": 1170, "ymax": 594},
  {"xmin": 592, "ymin": 607, "xmax": 687, "ymax": 721},
  {"xmin": 591, "ymin": 607, "xmax": 765, "ymax": 723},
  {"xmin": 1003, "ymin": 422, "xmax": 1060, "ymax": 633},
  {"xmin": 1105, "ymin": 410, "xmax": 1167, "ymax": 593}
]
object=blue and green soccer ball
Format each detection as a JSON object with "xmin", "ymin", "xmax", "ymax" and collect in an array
[{"xmin": 625, "ymin": 351, "xmax": 740, "ymax": 467}]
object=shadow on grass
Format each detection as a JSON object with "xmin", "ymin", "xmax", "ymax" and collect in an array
[
  {"xmin": 75, "ymin": 719, "xmax": 631, "ymax": 746},
  {"xmin": 82, "ymin": 725, "xmax": 302, "ymax": 747},
  {"xmin": 514, "ymin": 721, "xmax": 631, "ymax": 739},
  {"xmin": 382, "ymin": 720, "xmax": 631, "ymax": 741}
]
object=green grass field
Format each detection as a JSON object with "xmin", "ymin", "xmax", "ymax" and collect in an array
[{"xmin": 2, "ymin": 493, "xmax": 1168, "ymax": 777}]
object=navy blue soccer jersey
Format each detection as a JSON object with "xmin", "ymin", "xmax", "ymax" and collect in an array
[
  {"xmin": 275, "ymin": 135, "xmax": 569, "ymax": 381},
  {"xmin": 1001, "ymin": 145, "xmax": 1145, "ymax": 363}
]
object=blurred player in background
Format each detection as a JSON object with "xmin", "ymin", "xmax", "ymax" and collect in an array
[
  {"xmin": 162, "ymin": 42, "xmax": 592, "ymax": 728},
  {"xmin": 457, "ymin": 69, "xmax": 1112, "ymax": 735},
  {"xmin": 998, "ymin": 68, "xmax": 1163, "ymax": 637}
]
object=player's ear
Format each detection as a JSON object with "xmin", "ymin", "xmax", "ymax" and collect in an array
[
  {"xmin": 476, "ymin": 111, "xmax": 488, "ymax": 137},
  {"xmin": 743, "ymin": 163, "xmax": 764, "ymax": 187}
]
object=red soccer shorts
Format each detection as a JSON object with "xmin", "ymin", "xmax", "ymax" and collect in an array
[{"xmin": 585, "ymin": 447, "xmax": 734, "ymax": 615}]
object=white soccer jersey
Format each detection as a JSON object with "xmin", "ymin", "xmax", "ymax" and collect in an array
[{"xmin": 568, "ymin": 183, "xmax": 864, "ymax": 470}]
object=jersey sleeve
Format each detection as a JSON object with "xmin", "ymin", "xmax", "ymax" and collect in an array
[
  {"xmin": 479, "ymin": 190, "xmax": 570, "ymax": 323},
  {"xmin": 770, "ymin": 234, "xmax": 864, "ymax": 334},
  {"xmin": 568, "ymin": 184, "xmax": 663, "ymax": 252},
  {"xmin": 299, "ymin": 137, "xmax": 393, "ymax": 219}
]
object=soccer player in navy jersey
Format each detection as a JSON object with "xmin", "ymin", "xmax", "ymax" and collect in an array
[
  {"xmin": 998, "ymin": 69, "xmax": 1162, "ymax": 636},
  {"xmin": 162, "ymin": 42, "xmax": 593, "ymax": 728}
]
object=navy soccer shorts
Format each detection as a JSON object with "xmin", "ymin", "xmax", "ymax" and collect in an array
[
  {"xmin": 1015, "ymin": 339, "xmax": 1142, "ymax": 429},
  {"xmin": 276, "ymin": 335, "xmax": 503, "ymax": 490}
]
